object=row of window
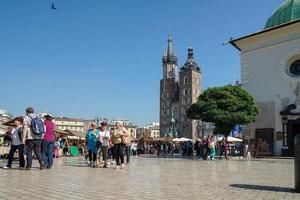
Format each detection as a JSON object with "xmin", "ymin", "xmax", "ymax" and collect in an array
[
  {"xmin": 183, "ymin": 76, "xmax": 200, "ymax": 85},
  {"xmin": 57, "ymin": 126, "xmax": 83, "ymax": 132},
  {"xmin": 161, "ymin": 92, "xmax": 175, "ymax": 99},
  {"xmin": 182, "ymin": 88, "xmax": 198, "ymax": 96}
]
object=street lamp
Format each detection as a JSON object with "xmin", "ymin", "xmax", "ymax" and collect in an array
[{"xmin": 170, "ymin": 105, "xmax": 178, "ymax": 138}]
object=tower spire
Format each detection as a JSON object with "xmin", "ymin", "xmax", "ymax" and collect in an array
[
  {"xmin": 166, "ymin": 32, "xmax": 175, "ymax": 58},
  {"xmin": 163, "ymin": 33, "xmax": 177, "ymax": 65}
]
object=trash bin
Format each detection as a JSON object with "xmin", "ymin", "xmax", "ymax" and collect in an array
[{"xmin": 295, "ymin": 134, "xmax": 300, "ymax": 193}]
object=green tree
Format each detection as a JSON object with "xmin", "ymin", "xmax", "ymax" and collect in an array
[{"xmin": 187, "ymin": 85, "xmax": 259, "ymax": 136}]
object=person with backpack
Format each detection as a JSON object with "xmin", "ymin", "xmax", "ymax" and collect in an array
[
  {"xmin": 42, "ymin": 115, "xmax": 56, "ymax": 169},
  {"xmin": 22, "ymin": 107, "xmax": 47, "ymax": 170},
  {"xmin": 3, "ymin": 117, "xmax": 25, "ymax": 169}
]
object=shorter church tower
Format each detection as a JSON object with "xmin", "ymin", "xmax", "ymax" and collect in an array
[{"xmin": 178, "ymin": 47, "xmax": 202, "ymax": 139}]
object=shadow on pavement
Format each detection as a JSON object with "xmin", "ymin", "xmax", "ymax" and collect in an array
[
  {"xmin": 66, "ymin": 164, "xmax": 91, "ymax": 168},
  {"xmin": 230, "ymin": 184, "xmax": 295, "ymax": 193}
]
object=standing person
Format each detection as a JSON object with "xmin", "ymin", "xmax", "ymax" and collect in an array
[
  {"xmin": 22, "ymin": 107, "xmax": 47, "ymax": 170},
  {"xmin": 219, "ymin": 137, "xmax": 228, "ymax": 160},
  {"xmin": 131, "ymin": 141, "xmax": 137, "ymax": 156},
  {"xmin": 3, "ymin": 117, "xmax": 25, "ymax": 169},
  {"xmin": 204, "ymin": 135, "xmax": 211, "ymax": 160},
  {"xmin": 42, "ymin": 115, "xmax": 56, "ymax": 169},
  {"xmin": 99, "ymin": 122, "xmax": 110, "ymax": 168},
  {"xmin": 86, "ymin": 123, "xmax": 99, "ymax": 167},
  {"xmin": 209, "ymin": 137, "xmax": 216, "ymax": 160},
  {"xmin": 112, "ymin": 121, "xmax": 128, "ymax": 169}
]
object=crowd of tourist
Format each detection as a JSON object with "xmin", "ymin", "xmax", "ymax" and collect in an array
[
  {"xmin": 137, "ymin": 135, "xmax": 243, "ymax": 160},
  {"xmin": 0, "ymin": 107, "xmax": 136, "ymax": 170},
  {"xmin": 0, "ymin": 107, "xmax": 245, "ymax": 171},
  {"xmin": 84, "ymin": 120, "xmax": 135, "ymax": 169},
  {"xmin": 1, "ymin": 107, "xmax": 55, "ymax": 170}
]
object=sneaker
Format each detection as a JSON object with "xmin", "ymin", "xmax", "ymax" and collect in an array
[
  {"xmin": 2, "ymin": 166, "xmax": 11, "ymax": 169},
  {"xmin": 40, "ymin": 164, "xmax": 47, "ymax": 170},
  {"xmin": 103, "ymin": 165, "xmax": 108, "ymax": 168},
  {"xmin": 19, "ymin": 167, "xmax": 25, "ymax": 170},
  {"xmin": 25, "ymin": 166, "xmax": 31, "ymax": 170},
  {"xmin": 120, "ymin": 164, "xmax": 125, "ymax": 169},
  {"xmin": 115, "ymin": 165, "xmax": 120, "ymax": 169}
]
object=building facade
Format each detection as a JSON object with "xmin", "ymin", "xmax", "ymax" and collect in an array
[
  {"xmin": 230, "ymin": 0, "xmax": 300, "ymax": 156},
  {"xmin": 160, "ymin": 35, "xmax": 202, "ymax": 139},
  {"xmin": 109, "ymin": 119, "xmax": 138, "ymax": 139},
  {"xmin": 136, "ymin": 122, "xmax": 160, "ymax": 139},
  {"xmin": 53, "ymin": 117, "xmax": 85, "ymax": 133}
]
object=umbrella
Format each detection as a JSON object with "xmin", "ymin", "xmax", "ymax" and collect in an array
[{"xmin": 217, "ymin": 136, "xmax": 242, "ymax": 143}]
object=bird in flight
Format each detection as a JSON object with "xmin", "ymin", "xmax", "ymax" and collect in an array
[{"xmin": 51, "ymin": 3, "xmax": 57, "ymax": 10}]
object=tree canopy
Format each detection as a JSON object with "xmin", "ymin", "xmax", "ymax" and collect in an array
[{"xmin": 187, "ymin": 85, "xmax": 259, "ymax": 136}]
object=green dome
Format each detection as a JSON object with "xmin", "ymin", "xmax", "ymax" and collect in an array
[{"xmin": 265, "ymin": 0, "xmax": 300, "ymax": 29}]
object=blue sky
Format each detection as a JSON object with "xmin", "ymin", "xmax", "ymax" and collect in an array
[{"xmin": 0, "ymin": 0, "xmax": 284, "ymax": 125}]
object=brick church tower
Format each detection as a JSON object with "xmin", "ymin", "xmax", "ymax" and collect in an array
[
  {"xmin": 160, "ymin": 34, "xmax": 179, "ymax": 137},
  {"xmin": 178, "ymin": 47, "xmax": 202, "ymax": 139},
  {"xmin": 160, "ymin": 35, "xmax": 202, "ymax": 139}
]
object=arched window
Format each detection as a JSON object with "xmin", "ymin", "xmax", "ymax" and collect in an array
[{"xmin": 184, "ymin": 76, "xmax": 188, "ymax": 84}]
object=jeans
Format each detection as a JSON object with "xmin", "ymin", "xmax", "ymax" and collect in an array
[
  {"xmin": 25, "ymin": 139, "xmax": 44, "ymax": 168},
  {"xmin": 88, "ymin": 150, "xmax": 97, "ymax": 163},
  {"xmin": 42, "ymin": 140, "xmax": 54, "ymax": 169},
  {"xmin": 7, "ymin": 144, "xmax": 25, "ymax": 168},
  {"xmin": 114, "ymin": 143, "xmax": 125, "ymax": 166}
]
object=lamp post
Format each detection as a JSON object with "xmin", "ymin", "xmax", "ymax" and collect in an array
[{"xmin": 170, "ymin": 105, "xmax": 178, "ymax": 138}]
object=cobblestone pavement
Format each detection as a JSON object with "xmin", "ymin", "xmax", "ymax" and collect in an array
[{"xmin": 0, "ymin": 156, "xmax": 299, "ymax": 200}]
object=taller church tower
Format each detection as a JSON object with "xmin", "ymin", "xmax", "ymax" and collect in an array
[{"xmin": 160, "ymin": 34, "xmax": 179, "ymax": 137}]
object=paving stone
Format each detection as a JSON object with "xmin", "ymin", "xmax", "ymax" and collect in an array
[{"xmin": 0, "ymin": 157, "xmax": 299, "ymax": 199}]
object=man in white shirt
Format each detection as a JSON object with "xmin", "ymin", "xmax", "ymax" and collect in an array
[{"xmin": 99, "ymin": 122, "xmax": 110, "ymax": 168}]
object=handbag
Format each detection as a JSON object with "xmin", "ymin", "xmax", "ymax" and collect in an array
[{"xmin": 121, "ymin": 135, "xmax": 130, "ymax": 145}]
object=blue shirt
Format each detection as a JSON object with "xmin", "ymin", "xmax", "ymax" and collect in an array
[{"xmin": 86, "ymin": 129, "xmax": 100, "ymax": 152}]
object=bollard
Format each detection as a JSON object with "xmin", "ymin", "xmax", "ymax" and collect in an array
[{"xmin": 295, "ymin": 134, "xmax": 300, "ymax": 193}]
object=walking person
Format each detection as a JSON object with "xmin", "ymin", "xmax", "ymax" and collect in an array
[
  {"xmin": 112, "ymin": 121, "xmax": 128, "ymax": 169},
  {"xmin": 42, "ymin": 115, "xmax": 56, "ymax": 169},
  {"xmin": 22, "ymin": 107, "xmax": 47, "ymax": 170},
  {"xmin": 203, "ymin": 135, "xmax": 211, "ymax": 160},
  {"xmin": 99, "ymin": 122, "xmax": 110, "ymax": 168},
  {"xmin": 86, "ymin": 123, "xmax": 100, "ymax": 167},
  {"xmin": 3, "ymin": 117, "xmax": 25, "ymax": 169},
  {"xmin": 219, "ymin": 137, "xmax": 228, "ymax": 160},
  {"xmin": 209, "ymin": 138, "xmax": 216, "ymax": 160}
]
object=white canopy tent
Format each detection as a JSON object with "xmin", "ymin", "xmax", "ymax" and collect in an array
[
  {"xmin": 217, "ymin": 136, "xmax": 242, "ymax": 143},
  {"xmin": 67, "ymin": 136, "xmax": 80, "ymax": 140},
  {"xmin": 172, "ymin": 137, "xmax": 193, "ymax": 142}
]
